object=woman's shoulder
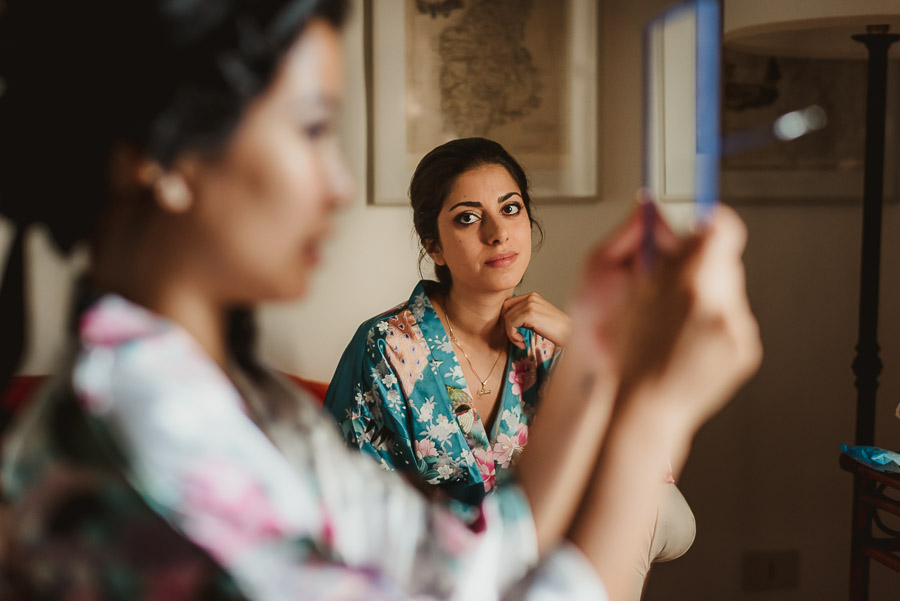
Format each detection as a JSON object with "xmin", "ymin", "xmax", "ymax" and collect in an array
[
  {"xmin": 76, "ymin": 295, "xmax": 244, "ymax": 415},
  {"xmin": 349, "ymin": 280, "xmax": 438, "ymax": 345},
  {"xmin": 360, "ymin": 300, "xmax": 409, "ymax": 334}
]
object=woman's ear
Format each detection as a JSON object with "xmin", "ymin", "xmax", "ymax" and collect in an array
[{"xmin": 425, "ymin": 239, "xmax": 445, "ymax": 266}]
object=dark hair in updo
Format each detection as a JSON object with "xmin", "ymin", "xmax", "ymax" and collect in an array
[
  {"xmin": 409, "ymin": 137, "xmax": 543, "ymax": 288},
  {"xmin": 0, "ymin": 0, "xmax": 348, "ymax": 404}
]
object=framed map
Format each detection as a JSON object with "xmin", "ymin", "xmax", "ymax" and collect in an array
[
  {"xmin": 721, "ymin": 48, "xmax": 899, "ymax": 203},
  {"xmin": 365, "ymin": 0, "xmax": 600, "ymax": 205}
]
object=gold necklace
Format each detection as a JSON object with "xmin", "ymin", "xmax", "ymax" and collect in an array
[{"xmin": 444, "ymin": 311, "xmax": 503, "ymax": 396}]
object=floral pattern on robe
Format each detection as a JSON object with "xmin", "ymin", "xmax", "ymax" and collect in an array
[
  {"xmin": 0, "ymin": 294, "xmax": 604, "ymax": 601},
  {"xmin": 324, "ymin": 281, "xmax": 557, "ymax": 507}
]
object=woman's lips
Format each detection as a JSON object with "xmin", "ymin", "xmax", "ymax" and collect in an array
[
  {"xmin": 304, "ymin": 242, "xmax": 321, "ymax": 266},
  {"xmin": 304, "ymin": 228, "xmax": 331, "ymax": 266},
  {"xmin": 485, "ymin": 252, "xmax": 517, "ymax": 268},
  {"xmin": 303, "ymin": 221, "xmax": 331, "ymax": 266}
]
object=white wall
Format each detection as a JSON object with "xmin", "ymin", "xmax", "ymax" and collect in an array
[
  {"xmin": 255, "ymin": 0, "xmax": 640, "ymax": 382},
  {"xmin": 5, "ymin": 1, "xmax": 900, "ymax": 599}
]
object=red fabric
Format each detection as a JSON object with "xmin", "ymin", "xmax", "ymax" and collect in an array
[
  {"xmin": 283, "ymin": 374, "xmax": 329, "ymax": 405},
  {"xmin": 2, "ymin": 375, "xmax": 45, "ymax": 412}
]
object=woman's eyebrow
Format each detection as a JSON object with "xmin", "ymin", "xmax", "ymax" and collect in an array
[
  {"xmin": 447, "ymin": 192, "xmax": 522, "ymax": 212},
  {"xmin": 294, "ymin": 93, "xmax": 341, "ymax": 112},
  {"xmin": 497, "ymin": 192, "xmax": 522, "ymax": 203},
  {"xmin": 447, "ymin": 200, "xmax": 482, "ymax": 211}
]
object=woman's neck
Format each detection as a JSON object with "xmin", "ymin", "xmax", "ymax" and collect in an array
[
  {"xmin": 91, "ymin": 207, "xmax": 231, "ymax": 369},
  {"xmin": 441, "ymin": 284, "xmax": 513, "ymax": 349},
  {"xmin": 142, "ymin": 284, "xmax": 231, "ymax": 369}
]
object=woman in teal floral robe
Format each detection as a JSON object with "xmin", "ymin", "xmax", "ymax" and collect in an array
[
  {"xmin": 324, "ymin": 280, "xmax": 558, "ymax": 506},
  {"xmin": 324, "ymin": 139, "xmax": 572, "ymax": 510},
  {"xmin": 323, "ymin": 138, "xmax": 697, "ymax": 601}
]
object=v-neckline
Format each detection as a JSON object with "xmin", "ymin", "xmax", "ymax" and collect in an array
[
  {"xmin": 475, "ymin": 347, "xmax": 513, "ymax": 440},
  {"xmin": 421, "ymin": 288, "xmax": 514, "ymax": 447}
]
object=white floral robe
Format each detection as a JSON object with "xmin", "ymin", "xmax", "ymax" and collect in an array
[{"xmin": 0, "ymin": 294, "xmax": 605, "ymax": 601}]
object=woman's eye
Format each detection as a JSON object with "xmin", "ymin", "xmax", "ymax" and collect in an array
[
  {"xmin": 304, "ymin": 121, "xmax": 332, "ymax": 139},
  {"xmin": 455, "ymin": 212, "xmax": 480, "ymax": 225},
  {"xmin": 502, "ymin": 202, "xmax": 523, "ymax": 216}
]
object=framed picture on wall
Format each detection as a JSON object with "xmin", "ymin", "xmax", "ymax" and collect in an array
[
  {"xmin": 721, "ymin": 48, "xmax": 900, "ymax": 204},
  {"xmin": 364, "ymin": 0, "xmax": 601, "ymax": 206}
]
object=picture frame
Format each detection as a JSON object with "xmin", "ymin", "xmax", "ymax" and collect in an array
[
  {"xmin": 364, "ymin": 0, "xmax": 601, "ymax": 206},
  {"xmin": 721, "ymin": 49, "xmax": 900, "ymax": 204}
]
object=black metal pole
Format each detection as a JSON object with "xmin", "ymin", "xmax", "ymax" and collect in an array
[
  {"xmin": 850, "ymin": 28, "xmax": 899, "ymax": 446},
  {"xmin": 848, "ymin": 27, "xmax": 900, "ymax": 601}
]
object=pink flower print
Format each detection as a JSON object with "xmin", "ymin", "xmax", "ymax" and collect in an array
[
  {"xmin": 472, "ymin": 447, "xmax": 496, "ymax": 492},
  {"xmin": 432, "ymin": 505, "xmax": 478, "ymax": 553},
  {"xmin": 492, "ymin": 424, "xmax": 529, "ymax": 469},
  {"xmin": 180, "ymin": 457, "xmax": 286, "ymax": 564},
  {"xmin": 533, "ymin": 335, "xmax": 557, "ymax": 363},
  {"xmin": 384, "ymin": 310, "xmax": 430, "ymax": 397},
  {"xmin": 80, "ymin": 295, "xmax": 161, "ymax": 346},
  {"xmin": 508, "ymin": 358, "xmax": 537, "ymax": 396},
  {"xmin": 516, "ymin": 423, "xmax": 529, "ymax": 446},
  {"xmin": 492, "ymin": 435, "xmax": 516, "ymax": 469},
  {"xmin": 415, "ymin": 438, "xmax": 439, "ymax": 459},
  {"xmin": 320, "ymin": 504, "xmax": 336, "ymax": 547}
]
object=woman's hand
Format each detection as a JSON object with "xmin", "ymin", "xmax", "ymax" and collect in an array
[
  {"xmin": 501, "ymin": 293, "xmax": 572, "ymax": 350},
  {"xmin": 623, "ymin": 205, "xmax": 762, "ymax": 428},
  {"xmin": 569, "ymin": 202, "xmax": 762, "ymax": 430}
]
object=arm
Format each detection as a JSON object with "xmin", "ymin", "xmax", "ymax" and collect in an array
[
  {"xmin": 568, "ymin": 206, "xmax": 760, "ymax": 601},
  {"xmin": 515, "ymin": 205, "xmax": 761, "ymax": 601}
]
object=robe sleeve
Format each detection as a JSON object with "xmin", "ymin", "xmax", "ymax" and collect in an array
[{"xmin": 323, "ymin": 318, "xmax": 425, "ymax": 477}]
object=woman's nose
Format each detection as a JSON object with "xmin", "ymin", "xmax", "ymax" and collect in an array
[
  {"xmin": 483, "ymin": 214, "xmax": 508, "ymax": 245},
  {"xmin": 327, "ymin": 143, "xmax": 355, "ymax": 209}
]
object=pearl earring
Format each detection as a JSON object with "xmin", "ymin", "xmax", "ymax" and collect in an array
[{"xmin": 155, "ymin": 174, "xmax": 192, "ymax": 213}]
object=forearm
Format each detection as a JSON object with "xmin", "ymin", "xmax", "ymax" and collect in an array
[
  {"xmin": 515, "ymin": 353, "xmax": 619, "ymax": 555},
  {"xmin": 566, "ymin": 385, "xmax": 695, "ymax": 601}
]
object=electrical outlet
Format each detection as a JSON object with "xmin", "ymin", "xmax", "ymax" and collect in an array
[{"xmin": 741, "ymin": 549, "xmax": 800, "ymax": 591}]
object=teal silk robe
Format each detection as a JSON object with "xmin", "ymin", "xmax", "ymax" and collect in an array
[{"xmin": 324, "ymin": 281, "xmax": 558, "ymax": 506}]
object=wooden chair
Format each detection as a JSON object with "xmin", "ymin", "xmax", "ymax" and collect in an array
[{"xmin": 839, "ymin": 452, "xmax": 900, "ymax": 600}]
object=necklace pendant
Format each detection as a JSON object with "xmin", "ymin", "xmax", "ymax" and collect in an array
[{"xmin": 477, "ymin": 384, "xmax": 491, "ymax": 396}]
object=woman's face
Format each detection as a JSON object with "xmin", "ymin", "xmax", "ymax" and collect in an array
[
  {"xmin": 429, "ymin": 163, "xmax": 532, "ymax": 294},
  {"xmin": 179, "ymin": 19, "xmax": 352, "ymax": 303}
]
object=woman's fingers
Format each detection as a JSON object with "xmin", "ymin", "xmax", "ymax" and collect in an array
[
  {"xmin": 628, "ymin": 205, "xmax": 761, "ymax": 425},
  {"xmin": 695, "ymin": 207, "xmax": 760, "ymax": 388},
  {"xmin": 502, "ymin": 293, "xmax": 572, "ymax": 348},
  {"xmin": 649, "ymin": 201, "xmax": 680, "ymax": 255},
  {"xmin": 501, "ymin": 296, "xmax": 528, "ymax": 349},
  {"xmin": 567, "ymin": 201, "xmax": 760, "ymax": 430}
]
